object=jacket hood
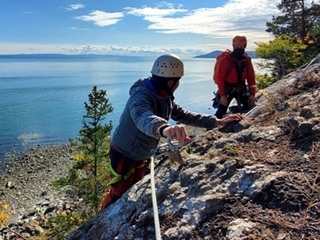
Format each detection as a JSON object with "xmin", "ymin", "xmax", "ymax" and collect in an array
[
  {"xmin": 129, "ymin": 78, "xmax": 163, "ymax": 99},
  {"xmin": 129, "ymin": 78, "xmax": 146, "ymax": 95}
]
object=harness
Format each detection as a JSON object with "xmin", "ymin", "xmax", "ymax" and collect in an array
[
  {"xmin": 109, "ymin": 161, "xmax": 146, "ymax": 185},
  {"xmin": 108, "ymin": 143, "xmax": 149, "ymax": 185},
  {"xmin": 224, "ymin": 55, "xmax": 248, "ymax": 95}
]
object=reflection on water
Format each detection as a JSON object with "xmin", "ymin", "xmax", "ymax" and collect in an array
[
  {"xmin": 0, "ymin": 56, "xmax": 266, "ymax": 161},
  {"xmin": 17, "ymin": 133, "xmax": 43, "ymax": 145}
]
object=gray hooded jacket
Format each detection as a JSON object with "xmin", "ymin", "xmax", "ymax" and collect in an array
[{"xmin": 111, "ymin": 78, "xmax": 218, "ymax": 160}]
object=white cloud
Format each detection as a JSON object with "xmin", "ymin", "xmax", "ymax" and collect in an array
[
  {"xmin": 0, "ymin": 42, "xmax": 201, "ymax": 57},
  {"xmin": 0, "ymin": 0, "xmax": 284, "ymax": 55},
  {"xmin": 75, "ymin": 10, "xmax": 124, "ymax": 27},
  {"xmin": 66, "ymin": 3, "xmax": 85, "ymax": 11},
  {"xmin": 125, "ymin": 6, "xmax": 187, "ymax": 18},
  {"xmin": 125, "ymin": 0, "xmax": 280, "ymax": 45},
  {"xmin": 71, "ymin": 0, "xmax": 280, "ymax": 49},
  {"xmin": 69, "ymin": 27, "xmax": 90, "ymax": 31}
]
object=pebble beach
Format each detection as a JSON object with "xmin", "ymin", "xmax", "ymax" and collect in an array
[{"xmin": 0, "ymin": 144, "xmax": 80, "ymax": 238}]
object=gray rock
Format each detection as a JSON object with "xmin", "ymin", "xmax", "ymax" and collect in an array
[
  {"xmin": 299, "ymin": 121, "xmax": 314, "ymax": 136},
  {"xmin": 300, "ymin": 106, "xmax": 315, "ymax": 119},
  {"xmin": 5, "ymin": 181, "xmax": 14, "ymax": 189},
  {"xmin": 226, "ymin": 218, "xmax": 256, "ymax": 240}
]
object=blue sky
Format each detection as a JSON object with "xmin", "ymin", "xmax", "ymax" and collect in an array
[{"xmin": 0, "ymin": 0, "xmax": 284, "ymax": 56}]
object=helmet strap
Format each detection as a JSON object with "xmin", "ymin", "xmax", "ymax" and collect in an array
[
  {"xmin": 168, "ymin": 79, "xmax": 180, "ymax": 95},
  {"xmin": 150, "ymin": 75, "xmax": 180, "ymax": 96}
]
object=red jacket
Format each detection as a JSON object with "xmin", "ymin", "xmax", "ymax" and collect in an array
[{"xmin": 214, "ymin": 54, "xmax": 256, "ymax": 96}]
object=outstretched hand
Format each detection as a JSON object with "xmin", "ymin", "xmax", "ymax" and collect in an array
[{"xmin": 217, "ymin": 113, "xmax": 244, "ymax": 126}]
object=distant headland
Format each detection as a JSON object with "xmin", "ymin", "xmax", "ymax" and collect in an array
[{"xmin": 194, "ymin": 50, "xmax": 258, "ymax": 58}]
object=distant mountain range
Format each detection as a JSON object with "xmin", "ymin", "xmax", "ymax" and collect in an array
[
  {"xmin": 194, "ymin": 50, "xmax": 258, "ymax": 58},
  {"xmin": 0, "ymin": 52, "xmax": 259, "ymax": 59},
  {"xmin": 0, "ymin": 54, "xmax": 127, "ymax": 58}
]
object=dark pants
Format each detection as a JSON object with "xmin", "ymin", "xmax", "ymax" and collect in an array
[
  {"xmin": 215, "ymin": 90, "xmax": 250, "ymax": 119},
  {"xmin": 100, "ymin": 146, "xmax": 146, "ymax": 211}
]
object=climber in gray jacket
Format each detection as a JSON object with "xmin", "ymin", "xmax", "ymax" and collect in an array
[{"xmin": 101, "ymin": 54, "xmax": 244, "ymax": 211}]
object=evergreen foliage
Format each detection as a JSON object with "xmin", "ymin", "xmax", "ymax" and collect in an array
[
  {"xmin": 255, "ymin": 0, "xmax": 319, "ymax": 81},
  {"xmin": 266, "ymin": 0, "xmax": 320, "ymax": 41},
  {"xmin": 53, "ymin": 86, "xmax": 113, "ymax": 213}
]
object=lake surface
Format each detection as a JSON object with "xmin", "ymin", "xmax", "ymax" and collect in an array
[{"xmin": 0, "ymin": 55, "xmax": 263, "ymax": 162}]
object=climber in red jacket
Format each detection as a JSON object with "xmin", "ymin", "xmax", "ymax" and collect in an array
[{"xmin": 214, "ymin": 36, "xmax": 256, "ymax": 118}]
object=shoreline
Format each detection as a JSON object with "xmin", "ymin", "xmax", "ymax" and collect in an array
[
  {"xmin": 0, "ymin": 126, "xmax": 204, "ymax": 216},
  {"xmin": 0, "ymin": 144, "xmax": 77, "ymax": 217}
]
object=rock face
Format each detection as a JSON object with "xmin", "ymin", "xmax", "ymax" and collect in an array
[
  {"xmin": 67, "ymin": 56, "xmax": 320, "ymax": 239},
  {"xmin": 0, "ymin": 56, "xmax": 319, "ymax": 239}
]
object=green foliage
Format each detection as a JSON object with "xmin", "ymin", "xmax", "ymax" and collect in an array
[
  {"xmin": 47, "ymin": 211, "xmax": 87, "ymax": 239},
  {"xmin": 64, "ymin": 86, "xmax": 113, "ymax": 211},
  {"xmin": 255, "ymin": 34, "xmax": 313, "ymax": 79},
  {"xmin": 226, "ymin": 145, "xmax": 239, "ymax": 156},
  {"xmin": 266, "ymin": 0, "xmax": 320, "ymax": 39},
  {"xmin": 256, "ymin": 74, "xmax": 275, "ymax": 89},
  {"xmin": 258, "ymin": 0, "xmax": 320, "ymax": 80},
  {"xmin": 51, "ymin": 86, "xmax": 113, "ymax": 238}
]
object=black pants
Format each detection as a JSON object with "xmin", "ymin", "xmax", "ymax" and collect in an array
[{"xmin": 215, "ymin": 91, "xmax": 250, "ymax": 119}]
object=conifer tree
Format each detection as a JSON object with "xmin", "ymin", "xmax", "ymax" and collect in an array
[
  {"xmin": 265, "ymin": 0, "xmax": 320, "ymax": 62},
  {"xmin": 54, "ymin": 86, "xmax": 113, "ymax": 213},
  {"xmin": 266, "ymin": 0, "xmax": 320, "ymax": 40},
  {"xmin": 255, "ymin": 0, "xmax": 319, "ymax": 82}
]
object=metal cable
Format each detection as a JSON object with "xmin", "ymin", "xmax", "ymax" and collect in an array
[
  {"xmin": 151, "ymin": 153, "xmax": 162, "ymax": 240},
  {"xmin": 150, "ymin": 139, "xmax": 187, "ymax": 240}
]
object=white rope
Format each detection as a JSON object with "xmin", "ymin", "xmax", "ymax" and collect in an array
[{"xmin": 150, "ymin": 154, "xmax": 162, "ymax": 240}]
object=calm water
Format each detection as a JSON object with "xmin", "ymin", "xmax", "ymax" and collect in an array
[{"xmin": 0, "ymin": 55, "xmax": 263, "ymax": 162}]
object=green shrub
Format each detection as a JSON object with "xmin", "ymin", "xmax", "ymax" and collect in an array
[{"xmin": 256, "ymin": 74, "xmax": 275, "ymax": 89}]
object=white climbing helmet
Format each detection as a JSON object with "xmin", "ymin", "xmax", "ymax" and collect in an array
[{"xmin": 151, "ymin": 54, "xmax": 184, "ymax": 78}]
